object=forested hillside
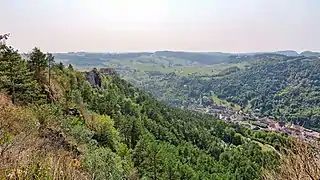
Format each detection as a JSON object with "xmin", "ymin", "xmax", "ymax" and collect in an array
[
  {"xmin": 127, "ymin": 54, "xmax": 320, "ymax": 131},
  {"xmin": 1, "ymin": 35, "xmax": 320, "ymax": 180},
  {"xmin": 206, "ymin": 56, "xmax": 320, "ymax": 130}
]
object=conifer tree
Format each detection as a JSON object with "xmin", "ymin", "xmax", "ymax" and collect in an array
[
  {"xmin": 46, "ymin": 53, "xmax": 55, "ymax": 86},
  {"xmin": 28, "ymin": 47, "xmax": 47, "ymax": 81},
  {"xmin": 0, "ymin": 42, "xmax": 40, "ymax": 104},
  {"xmin": 57, "ymin": 62, "xmax": 64, "ymax": 70},
  {"xmin": 68, "ymin": 64, "xmax": 74, "ymax": 70}
]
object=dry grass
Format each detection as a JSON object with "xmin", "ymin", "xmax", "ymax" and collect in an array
[
  {"xmin": 39, "ymin": 70, "xmax": 65, "ymax": 103},
  {"xmin": 0, "ymin": 93, "xmax": 92, "ymax": 180},
  {"xmin": 264, "ymin": 138, "xmax": 320, "ymax": 180},
  {"xmin": 0, "ymin": 94, "xmax": 11, "ymax": 107}
]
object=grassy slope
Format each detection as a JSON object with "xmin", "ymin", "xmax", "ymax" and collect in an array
[
  {"xmin": 212, "ymin": 95, "xmax": 241, "ymax": 110},
  {"xmin": 0, "ymin": 94, "xmax": 90, "ymax": 179}
]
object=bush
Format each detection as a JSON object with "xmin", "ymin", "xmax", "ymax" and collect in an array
[{"xmin": 83, "ymin": 147, "xmax": 124, "ymax": 180}]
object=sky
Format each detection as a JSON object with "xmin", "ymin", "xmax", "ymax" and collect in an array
[{"xmin": 1, "ymin": 0, "xmax": 320, "ymax": 53}]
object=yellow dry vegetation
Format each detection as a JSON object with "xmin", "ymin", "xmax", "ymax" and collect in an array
[
  {"xmin": 263, "ymin": 139, "xmax": 320, "ymax": 180},
  {"xmin": 0, "ymin": 93, "xmax": 91, "ymax": 180}
]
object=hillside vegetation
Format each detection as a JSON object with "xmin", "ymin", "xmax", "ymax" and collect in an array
[
  {"xmin": 1, "ymin": 34, "xmax": 319, "ymax": 180},
  {"xmin": 125, "ymin": 53, "xmax": 320, "ymax": 131},
  {"xmin": 206, "ymin": 55, "xmax": 320, "ymax": 130}
]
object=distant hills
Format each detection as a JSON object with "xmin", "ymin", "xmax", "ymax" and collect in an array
[
  {"xmin": 234, "ymin": 50, "xmax": 320, "ymax": 57},
  {"xmin": 274, "ymin": 50, "xmax": 320, "ymax": 57},
  {"xmin": 300, "ymin": 51, "xmax": 320, "ymax": 57},
  {"xmin": 53, "ymin": 50, "xmax": 320, "ymax": 68},
  {"xmin": 57, "ymin": 50, "xmax": 320, "ymax": 59},
  {"xmin": 274, "ymin": 50, "xmax": 300, "ymax": 56}
]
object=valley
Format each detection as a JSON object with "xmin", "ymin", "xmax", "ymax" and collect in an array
[
  {"xmin": 3, "ymin": 1, "xmax": 320, "ymax": 179},
  {"xmin": 1, "ymin": 35, "xmax": 320, "ymax": 179},
  {"xmin": 55, "ymin": 51, "xmax": 320, "ymax": 134}
]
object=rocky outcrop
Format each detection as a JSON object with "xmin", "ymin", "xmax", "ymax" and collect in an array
[
  {"xmin": 86, "ymin": 68, "xmax": 101, "ymax": 87},
  {"xmin": 99, "ymin": 68, "xmax": 116, "ymax": 75},
  {"xmin": 85, "ymin": 68, "xmax": 117, "ymax": 87}
]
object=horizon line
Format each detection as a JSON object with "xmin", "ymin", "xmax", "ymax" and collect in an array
[{"xmin": 47, "ymin": 50, "xmax": 319, "ymax": 54}]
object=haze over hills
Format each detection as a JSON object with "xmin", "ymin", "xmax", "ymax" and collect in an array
[
  {"xmin": 3, "ymin": 1, "xmax": 320, "ymax": 53},
  {"xmin": 300, "ymin": 51, "xmax": 320, "ymax": 57},
  {"xmin": 53, "ymin": 50, "xmax": 320, "ymax": 69},
  {"xmin": 2, "ymin": 31, "xmax": 320, "ymax": 179},
  {"xmin": 57, "ymin": 50, "xmax": 320, "ymax": 56},
  {"xmin": 51, "ymin": 49, "xmax": 320, "ymax": 131},
  {"xmin": 4, "ymin": 34, "xmax": 312, "ymax": 180},
  {"xmin": 2, "ymin": 0, "xmax": 320, "ymax": 179}
]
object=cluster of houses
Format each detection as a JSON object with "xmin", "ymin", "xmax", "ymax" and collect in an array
[
  {"xmin": 95, "ymin": 68, "xmax": 320, "ymax": 141},
  {"xmin": 192, "ymin": 105, "xmax": 320, "ymax": 141},
  {"xmin": 257, "ymin": 117, "xmax": 320, "ymax": 141}
]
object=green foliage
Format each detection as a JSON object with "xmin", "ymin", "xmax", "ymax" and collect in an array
[
  {"xmin": 0, "ymin": 42, "xmax": 41, "ymax": 104},
  {"xmin": 208, "ymin": 56, "xmax": 320, "ymax": 129},
  {"xmin": 131, "ymin": 53, "xmax": 320, "ymax": 130},
  {"xmin": 216, "ymin": 66, "xmax": 241, "ymax": 76},
  {"xmin": 220, "ymin": 142, "xmax": 280, "ymax": 180},
  {"xmin": 57, "ymin": 61, "xmax": 65, "ymax": 70},
  {"xmin": 83, "ymin": 147, "xmax": 124, "ymax": 180},
  {"xmin": 0, "ymin": 132, "xmax": 14, "ymax": 145},
  {"xmin": 28, "ymin": 47, "xmax": 48, "ymax": 80},
  {"xmin": 74, "ymin": 72, "xmax": 285, "ymax": 179},
  {"xmin": 0, "ymin": 37, "xmax": 289, "ymax": 179},
  {"xmin": 92, "ymin": 114, "xmax": 120, "ymax": 151},
  {"xmin": 22, "ymin": 160, "xmax": 52, "ymax": 180}
]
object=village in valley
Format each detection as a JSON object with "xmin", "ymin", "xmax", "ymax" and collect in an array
[
  {"xmin": 190, "ymin": 101, "xmax": 320, "ymax": 141},
  {"xmin": 91, "ymin": 68, "xmax": 320, "ymax": 141}
]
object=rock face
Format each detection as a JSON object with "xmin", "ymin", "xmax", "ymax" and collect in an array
[
  {"xmin": 85, "ymin": 68, "xmax": 116, "ymax": 87},
  {"xmin": 99, "ymin": 68, "xmax": 116, "ymax": 75},
  {"xmin": 86, "ymin": 68, "xmax": 101, "ymax": 87}
]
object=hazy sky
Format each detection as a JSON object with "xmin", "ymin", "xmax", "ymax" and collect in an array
[{"xmin": 1, "ymin": 0, "xmax": 320, "ymax": 52}]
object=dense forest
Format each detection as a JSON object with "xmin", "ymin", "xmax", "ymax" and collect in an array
[
  {"xmin": 1, "ymin": 35, "xmax": 320, "ymax": 180},
  {"xmin": 207, "ymin": 56, "xmax": 320, "ymax": 130},
  {"xmin": 125, "ymin": 54, "xmax": 320, "ymax": 131}
]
